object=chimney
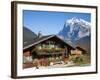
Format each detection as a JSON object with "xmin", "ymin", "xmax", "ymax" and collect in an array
[{"xmin": 38, "ymin": 31, "xmax": 42, "ymax": 38}]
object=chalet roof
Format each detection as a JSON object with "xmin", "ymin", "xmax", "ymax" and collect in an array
[
  {"xmin": 76, "ymin": 46, "xmax": 87, "ymax": 52},
  {"xmin": 23, "ymin": 35, "xmax": 74, "ymax": 50}
]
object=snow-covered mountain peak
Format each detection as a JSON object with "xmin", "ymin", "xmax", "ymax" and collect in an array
[
  {"xmin": 66, "ymin": 17, "xmax": 91, "ymax": 27},
  {"xmin": 58, "ymin": 17, "xmax": 91, "ymax": 44},
  {"xmin": 66, "ymin": 17, "xmax": 80, "ymax": 25}
]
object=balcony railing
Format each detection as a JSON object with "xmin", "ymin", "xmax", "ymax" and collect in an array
[{"xmin": 35, "ymin": 48, "xmax": 64, "ymax": 55}]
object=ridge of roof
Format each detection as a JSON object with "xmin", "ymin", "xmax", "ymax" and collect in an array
[{"xmin": 23, "ymin": 34, "xmax": 74, "ymax": 50}]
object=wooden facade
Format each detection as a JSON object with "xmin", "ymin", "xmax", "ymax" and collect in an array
[{"xmin": 23, "ymin": 35, "xmax": 74, "ymax": 69}]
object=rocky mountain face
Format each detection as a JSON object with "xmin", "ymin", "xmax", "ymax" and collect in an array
[{"xmin": 58, "ymin": 17, "xmax": 91, "ymax": 53}]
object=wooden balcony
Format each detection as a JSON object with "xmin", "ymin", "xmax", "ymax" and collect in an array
[{"xmin": 35, "ymin": 48, "xmax": 65, "ymax": 55}]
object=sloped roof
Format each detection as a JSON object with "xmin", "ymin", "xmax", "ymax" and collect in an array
[
  {"xmin": 76, "ymin": 46, "xmax": 87, "ymax": 52},
  {"xmin": 23, "ymin": 35, "xmax": 74, "ymax": 50}
]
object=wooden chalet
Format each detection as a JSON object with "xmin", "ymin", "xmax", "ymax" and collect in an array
[{"xmin": 23, "ymin": 35, "xmax": 74, "ymax": 68}]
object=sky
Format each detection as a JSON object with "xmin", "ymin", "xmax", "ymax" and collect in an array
[{"xmin": 23, "ymin": 10, "xmax": 91, "ymax": 35}]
